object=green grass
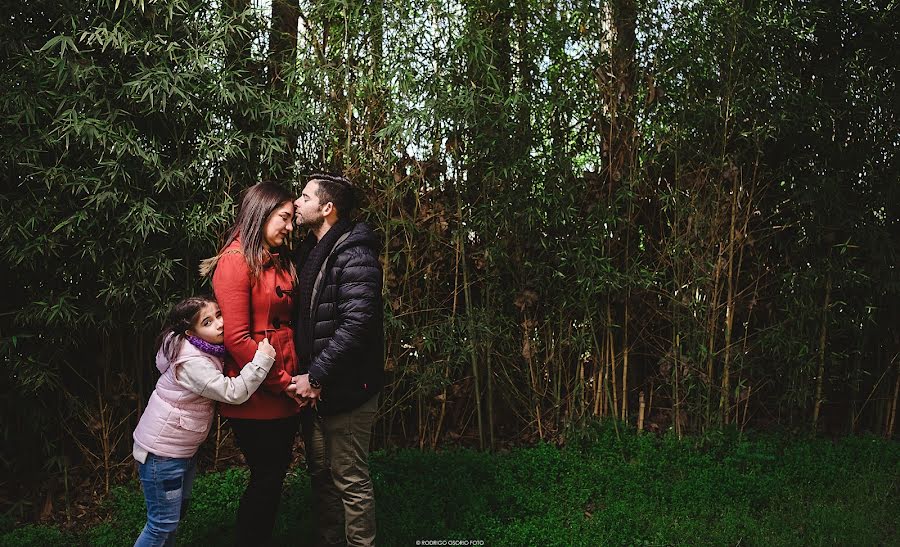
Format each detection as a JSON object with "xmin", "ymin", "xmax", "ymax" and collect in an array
[{"xmin": 3, "ymin": 426, "xmax": 898, "ymax": 546}]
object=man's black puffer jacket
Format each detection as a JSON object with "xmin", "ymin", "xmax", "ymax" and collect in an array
[{"xmin": 299, "ymin": 222, "xmax": 384, "ymax": 416}]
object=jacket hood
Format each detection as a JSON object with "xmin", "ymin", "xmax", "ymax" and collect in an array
[
  {"xmin": 155, "ymin": 332, "xmax": 219, "ymax": 374},
  {"xmin": 155, "ymin": 332, "xmax": 181, "ymax": 374},
  {"xmin": 335, "ymin": 222, "xmax": 380, "ymax": 253}
]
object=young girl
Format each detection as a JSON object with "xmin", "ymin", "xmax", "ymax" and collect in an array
[{"xmin": 132, "ymin": 295, "xmax": 276, "ymax": 547}]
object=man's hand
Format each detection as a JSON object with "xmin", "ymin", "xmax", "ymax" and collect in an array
[
  {"xmin": 285, "ymin": 382, "xmax": 310, "ymax": 408},
  {"xmin": 292, "ymin": 373, "xmax": 322, "ymax": 401}
]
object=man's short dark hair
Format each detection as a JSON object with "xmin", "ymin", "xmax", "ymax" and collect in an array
[{"xmin": 309, "ymin": 173, "xmax": 356, "ymax": 218}]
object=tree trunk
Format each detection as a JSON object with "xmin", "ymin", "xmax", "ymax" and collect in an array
[
  {"xmin": 223, "ymin": 0, "xmax": 260, "ymax": 182},
  {"xmin": 266, "ymin": 0, "xmax": 300, "ymax": 179}
]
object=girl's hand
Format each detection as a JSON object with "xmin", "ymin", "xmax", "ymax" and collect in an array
[{"xmin": 258, "ymin": 338, "xmax": 276, "ymax": 358}]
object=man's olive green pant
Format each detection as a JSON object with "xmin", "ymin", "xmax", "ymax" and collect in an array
[{"xmin": 301, "ymin": 394, "xmax": 379, "ymax": 547}]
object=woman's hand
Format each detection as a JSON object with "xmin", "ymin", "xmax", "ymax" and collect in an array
[{"xmin": 258, "ymin": 338, "xmax": 276, "ymax": 358}]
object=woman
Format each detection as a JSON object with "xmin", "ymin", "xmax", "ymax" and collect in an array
[{"xmin": 201, "ymin": 182, "xmax": 301, "ymax": 544}]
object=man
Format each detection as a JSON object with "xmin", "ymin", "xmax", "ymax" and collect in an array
[{"xmin": 290, "ymin": 173, "xmax": 384, "ymax": 547}]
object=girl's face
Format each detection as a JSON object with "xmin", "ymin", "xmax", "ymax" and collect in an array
[
  {"xmin": 186, "ymin": 302, "xmax": 224, "ymax": 344},
  {"xmin": 263, "ymin": 201, "xmax": 294, "ymax": 249}
]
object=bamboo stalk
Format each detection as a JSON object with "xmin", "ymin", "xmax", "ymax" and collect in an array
[
  {"xmin": 525, "ymin": 320, "xmax": 538, "ymax": 402},
  {"xmin": 567, "ymin": 349, "xmax": 574, "ymax": 425},
  {"xmin": 852, "ymin": 354, "xmax": 894, "ymax": 428},
  {"xmin": 555, "ymin": 325, "xmax": 564, "ymax": 432},
  {"xmin": 577, "ymin": 346, "xmax": 585, "ymax": 420},
  {"xmin": 63, "ymin": 454, "xmax": 70, "ymax": 523},
  {"xmin": 602, "ymin": 328, "xmax": 611, "ymax": 418},
  {"xmin": 850, "ymin": 326, "xmax": 867, "ymax": 432},
  {"xmin": 707, "ymin": 249, "xmax": 723, "ymax": 426},
  {"xmin": 593, "ymin": 325, "xmax": 603, "ymax": 416},
  {"xmin": 608, "ymin": 302, "xmax": 619, "ymax": 418},
  {"xmin": 741, "ymin": 384, "xmax": 751, "ymax": 435},
  {"xmin": 621, "ymin": 300, "xmax": 629, "ymax": 421},
  {"xmin": 343, "ymin": 4, "xmax": 352, "ymax": 164},
  {"xmin": 812, "ymin": 273, "xmax": 832, "ymax": 431},
  {"xmin": 484, "ymin": 345, "xmax": 494, "ymax": 450},
  {"xmin": 674, "ymin": 334, "xmax": 682, "ymax": 439},
  {"xmin": 433, "ymin": 228, "xmax": 463, "ymax": 448},
  {"xmin": 378, "ymin": 174, "xmax": 395, "ymax": 445},
  {"xmin": 637, "ymin": 390, "xmax": 645, "ymax": 432},
  {"xmin": 137, "ymin": 334, "xmax": 144, "ymax": 422},
  {"xmin": 97, "ymin": 383, "xmax": 110, "ymax": 496},
  {"xmin": 486, "ymin": 291, "xmax": 495, "ymax": 451},
  {"xmin": 603, "ymin": 353, "xmax": 610, "ymax": 418},
  {"xmin": 214, "ymin": 415, "xmax": 222, "ymax": 471},
  {"xmin": 432, "ymin": 364, "xmax": 449, "ymax": 449},
  {"xmin": 417, "ymin": 392, "xmax": 425, "ymax": 450},
  {"xmin": 887, "ymin": 357, "xmax": 899, "ymax": 438},
  {"xmin": 740, "ymin": 277, "xmax": 760, "ymax": 358},
  {"xmin": 399, "ymin": 405, "xmax": 408, "ymax": 441},
  {"xmin": 458, "ymin": 209, "xmax": 484, "ymax": 450},
  {"xmin": 720, "ymin": 174, "xmax": 739, "ymax": 424}
]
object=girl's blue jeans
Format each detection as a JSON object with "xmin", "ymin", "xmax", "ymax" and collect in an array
[{"xmin": 135, "ymin": 453, "xmax": 196, "ymax": 547}]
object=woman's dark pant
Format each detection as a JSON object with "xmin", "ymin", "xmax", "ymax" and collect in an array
[{"xmin": 230, "ymin": 415, "xmax": 299, "ymax": 546}]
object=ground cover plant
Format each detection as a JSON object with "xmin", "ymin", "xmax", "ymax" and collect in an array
[{"xmin": 2, "ymin": 426, "xmax": 896, "ymax": 546}]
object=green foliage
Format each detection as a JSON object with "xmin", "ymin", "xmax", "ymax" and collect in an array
[
  {"xmin": 84, "ymin": 467, "xmax": 315, "ymax": 546},
  {"xmin": 3, "ymin": 430, "xmax": 897, "ymax": 545},
  {"xmin": 0, "ymin": 525, "xmax": 68, "ymax": 547}
]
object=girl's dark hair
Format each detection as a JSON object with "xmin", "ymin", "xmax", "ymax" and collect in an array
[
  {"xmin": 154, "ymin": 295, "xmax": 217, "ymax": 361},
  {"xmin": 220, "ymin": 182, "xmax": 296, "ymax": 279}
]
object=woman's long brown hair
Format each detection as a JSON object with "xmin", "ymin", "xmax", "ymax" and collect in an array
[{"xmin": 200, "ymin": 182, "xmax": 296, "ymax": 280}]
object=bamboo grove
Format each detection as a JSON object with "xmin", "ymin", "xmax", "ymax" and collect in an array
[{"xmin": 2, "ymin": 0, "xmax": 898, "ymax": 518}]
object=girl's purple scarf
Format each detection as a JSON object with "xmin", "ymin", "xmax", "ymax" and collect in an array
[{"xmin": 187, "ymin": 335, "xmax": 227, "ymax": 358}]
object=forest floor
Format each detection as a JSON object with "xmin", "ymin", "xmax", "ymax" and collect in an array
[{"xmin": 2, "ymin": 425, "xmax": 897, "ymax": 546}]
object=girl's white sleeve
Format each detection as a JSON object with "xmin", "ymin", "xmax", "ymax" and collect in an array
[{"xmin": 175, "ymin": 351, "xmax": 276, "ymax": 404}]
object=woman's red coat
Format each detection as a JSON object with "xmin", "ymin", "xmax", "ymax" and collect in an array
[{"xmin": 212, "ymin": 239, "xmax": 300, "ymax": 419}]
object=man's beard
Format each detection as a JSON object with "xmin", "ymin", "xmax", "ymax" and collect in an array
[{"xmin": 298, "ymin": 215, "xmax": 324, "ymax": 231}]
